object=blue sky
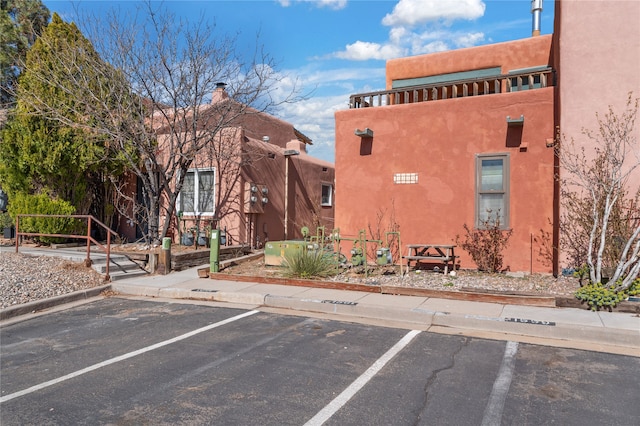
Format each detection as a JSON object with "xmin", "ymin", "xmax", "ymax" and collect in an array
[{"xmin": 42, "ymin": 0, "xmax": 555, "ymax": 162}]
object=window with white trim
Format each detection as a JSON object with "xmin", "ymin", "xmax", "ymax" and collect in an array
[
  {"xmin": 321, "ymin": 183, "xmax": 333, "ymax": 207},
  {"xmin": 179, "ymin": 168, "xmax": 215, "ymax": 215},
  {"xmin": 476, "ymin": 154, "xmax": 509, "ymax": 228}
]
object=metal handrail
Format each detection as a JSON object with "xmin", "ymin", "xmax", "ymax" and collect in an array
[{"xmin": 14, "ymin": 214, "xmax": 118, "ymax": 281}]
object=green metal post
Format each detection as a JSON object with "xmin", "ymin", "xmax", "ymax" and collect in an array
[{"xmin": 210, "ymin": 229, "xmax": 221, "ymax": 273}]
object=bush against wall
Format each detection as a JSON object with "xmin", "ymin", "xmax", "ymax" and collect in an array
[
  {"xmin": 366, "ymin": 201, "xmax": 401, "ymax": 264},
  {"xmin": 457, "ymin": 212, "xmax": 513, "ymax": 273},
  {"xmin": 7, "ymin": 192, "xmax": 78, "ymax": 243}
]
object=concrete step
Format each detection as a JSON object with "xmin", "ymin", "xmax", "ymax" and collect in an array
[
  {"xmin": 93, "ymin": 261, "xmax": 144, "ymax": 274},
  {"xmin": 109, "ymin": 269, "xmax": 150, "ymax": 281},
  {"xmin": 90, "ymin": 255, "xmax": 149, "ymax": 281}
]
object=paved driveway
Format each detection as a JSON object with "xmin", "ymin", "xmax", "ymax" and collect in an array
[{"xmin": 1, "ymin": 298, "xmax": 638, "ymax": 425}]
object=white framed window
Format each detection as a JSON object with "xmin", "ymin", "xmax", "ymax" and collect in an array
[
  {"xmin": 179, "ymin": 168, "xmax": 215, "ymax": 215},
  {"xmin": 321, "ymin": 183, "xmax": 333, "ymax": 207},
  {"xmin": 476, "ymin": 154, "xmax": 509, "ymax": 228}
]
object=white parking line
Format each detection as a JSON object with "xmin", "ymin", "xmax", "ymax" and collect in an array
[
  {"xmin": 304, "ymin": 329, "xmax": 421, "ymax": 426},
  {"xmin": 0, "ymin": 310, "xmax": 260, "ymax": 404},
  {"xmin": 481, "ymin": 340, "xmax": 519, "ymax": 426}
]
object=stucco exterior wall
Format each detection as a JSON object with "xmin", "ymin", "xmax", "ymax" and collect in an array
[
  {"xmin": 554, "ymin": 0, "xmax": 640, "ymax": 270},
  {"xmin": 336, "ymin": 36, "xmax": 556, "ymax": 273},
  {"xmin": 117, "ymin": 106, "xmax": 334, "ymax": 247},
  {"xmin": 386, "ymin": 35, "xmax": 553, "ymax": 88},
  {"xmin": 239, "ymin": 141, "xmax": 335, "ymax": 247},
  {"xmin": 555, "ymin": 1, "xmax": 640, "ymax": 147}
]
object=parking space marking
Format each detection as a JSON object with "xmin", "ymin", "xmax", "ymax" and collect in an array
[
  {"xmin": 0, "ymin": 310, "xmax": 259, "ymax": 404},
  {"xmin": 304, "ymin": 329, "xmax": 421, "ymax": 426},
  {"xmin": 481, "ymin": 340, "xmax": 519, "ymax": 426}
]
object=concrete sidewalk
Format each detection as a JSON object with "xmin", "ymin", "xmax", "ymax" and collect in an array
[
  {"xmin": 3, "ymin": 245, "xmax": 639, "ymax": 355},
  {"xmin": 107, "ymin": 264, "xmax": 640, "ymax": 355}
]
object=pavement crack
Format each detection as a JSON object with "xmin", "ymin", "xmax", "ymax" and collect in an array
[{"xmin": 413, "ymin": 337, "xmax": 470, "ymax": 425}]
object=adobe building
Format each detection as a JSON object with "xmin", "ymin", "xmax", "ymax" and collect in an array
[
  {"xmin": 118, "ymin": 84, "xmax": 335, "ymax": 248},
  {"xmin": 335, "ymin": 35, "xmax": 556, "ymax": 274},
  {"xmin": 334, "ymin": 0, "xmax": 639, "ymax": 275}
]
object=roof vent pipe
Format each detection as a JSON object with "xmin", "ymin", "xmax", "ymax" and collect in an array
[{"xmin": 531, "ymin": 0, "xmax": 543, "ymax": 37}]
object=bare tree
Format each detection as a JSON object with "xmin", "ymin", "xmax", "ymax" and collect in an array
[
  {"xmin": 14, "ymin": 1, "xmax": 300, "ymax": 243},
  {"xmin": 558, "ymin": 93, "xmax": 640, "ymax": 290}
]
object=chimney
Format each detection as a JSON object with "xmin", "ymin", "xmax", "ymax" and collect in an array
[
  {"xmin": 211, "ymin": 82, "xmax": 229, "ymax": 104},
  {"xmin": 531, "ymin": 0, "xmax": 543, "ymax": 36}
]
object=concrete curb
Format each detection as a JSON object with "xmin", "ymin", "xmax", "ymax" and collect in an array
[
  {"xmin": 0, "ymin": 284, "xmax": 111, "ymax": 320},
  {"xmin": 3, "ymin": 281, "xmax": 638, "ymax": 352},
  {"xmin": 429, "ymin": 311, "xmax": 638, "ymax": 349}
]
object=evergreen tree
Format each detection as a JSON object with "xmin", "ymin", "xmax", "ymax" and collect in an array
[
  {"xmin": 0, "ymin": 13, "xmax": 124, "ymax": 217},
  {"xmin": 0, "ymin": 0, "xmax": 50, "ymax": 107}
]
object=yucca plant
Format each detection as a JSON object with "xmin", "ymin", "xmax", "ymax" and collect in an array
[{"xmin": 283, "ymin": 250, "xmax": 338, "ymax": 279}]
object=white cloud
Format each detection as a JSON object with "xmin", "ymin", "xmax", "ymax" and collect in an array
[
  {"xmin": 333, "ymin": 40, "xmax": 406, "ymax": 61},
  {"xmin": 454, "ymin": 31, "xmax": 485, "ymax": 48},
  {"xmin": 329, "ymin": 0, "xmax": 487, "ymax": 62},
  {"xmin": 269, "ymin": 64, "xmax": 386, "ymax": 163},
  {"xmin": 276, "ymin": 94, "xmax": 346, "ymax": 162},
  {"xmin": 276, "ymin": 0, "xmax": 347, "ymax": 10},
  {"xmin": 382, "ymin": 0, "xmax": 486, "ymax": 27}
]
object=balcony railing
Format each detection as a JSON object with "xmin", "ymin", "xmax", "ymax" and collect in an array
[{"xmin": 349, "ymin": 67, "xmax": 555, "ymax": 109}]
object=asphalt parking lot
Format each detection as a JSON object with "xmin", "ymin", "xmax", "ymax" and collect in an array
[{"xmin": 1, "ymin": 298, "xmax": 639, "ymax": 425}]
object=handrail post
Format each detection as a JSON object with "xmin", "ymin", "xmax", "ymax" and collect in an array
[
  {"xmin": 85, "ymin": 216, "xmax": 92, "ymax": 267},
  {"xmin": 105, "ymin": 227, "xmax": 111, "ymax": 281},
  {"xmin": 15, "ymin": 215, "xmax": 19, "ymax": 253}
]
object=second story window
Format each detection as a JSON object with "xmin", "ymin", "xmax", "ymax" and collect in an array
[
  {"xmin": 179, "ymin": 168, "xmax": 215, "ymax": 215},
  {"xmin": 321, "ymin": 183, "xmax": 333, "ymax": 207}
]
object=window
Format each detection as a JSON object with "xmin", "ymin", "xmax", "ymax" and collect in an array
[
  {"xmin": 394, "ymin": 173, "xmax": 418, "ymax": 184},
  {"xmin": 509, "ymin": 74, "xmax": 541, "ymax": 92},
  {"xmin": 508, "ymin": 65, "xmax": 548, "ymax": 92},
  {"xmin": 476, "ymin": 154, "xmax": 509, "ymax": 228},
  {"xmin": 179, "ymin": 168, "xmax": 215, "ymax": 215},
  {"xmin": 321, "ymin": 183, "xmax": 333, "ymax": 207}
]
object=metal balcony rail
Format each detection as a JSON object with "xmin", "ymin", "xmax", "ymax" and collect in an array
[
  {"xmin": 15, "ymin": 214, "xmax": 118, "ymax": 281},
  {"xmin": 349, "ymin": 67, "xmax": 554, "ymax": 109}
]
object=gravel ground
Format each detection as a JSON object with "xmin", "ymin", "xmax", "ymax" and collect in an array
[
  {"xmin": 220, "ymin": 258, "xmax": 582, "ymax": 297},
  {"xmin": 0, "ymin": 251, "xmax": 105, "ymax": 309},
  {"xmin": 0, "ymin": 245, "xmax": 581, "ymax": 310}
]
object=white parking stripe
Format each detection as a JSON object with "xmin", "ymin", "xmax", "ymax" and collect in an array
[
  {"xmin": 481, "ymin": 340, "xmax": 519, "ymax": 426},
  {"xmin": 0, "ymin": 310, "xmax": 260, "ymax": 403},
  {"xmin": 304, "ymin": 329, "xmax": 421, "ymax": 426}
]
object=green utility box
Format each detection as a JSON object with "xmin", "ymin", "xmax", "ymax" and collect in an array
[{"xmin": 264, "ymin": 240, "xmax": 308, "ymax": 266}]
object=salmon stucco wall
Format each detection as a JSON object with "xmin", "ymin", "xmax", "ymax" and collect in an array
[
  {"xmin": 555, "ymin": 0, "xmax": 640, "ymax": 203},
  {"xmin": 386, "ymin": 35, "xmax": 553, "ymax": 88},
  {"xmin": 555, "ymin": 1, "xmax": 640, "ymax": 153},
  {"xmin": 335, "ymin": 88, "xmax": 555, "ymax": 274}
]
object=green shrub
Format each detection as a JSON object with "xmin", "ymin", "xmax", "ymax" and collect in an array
[
  {"xmin": 283, "ymin": 250, "xmax": 338, "ymax": 279},
  {"xmin": 0, "ymin": 212, "xmax": 13, "ymax": 229},
  {"xmin": 575, "ymin": 279, "xmax": 640, "ymax": 311},
  {"xmin": 457, "ymin": 212, "xmax": 513, "ymax": 272},
  {"xmin": 7, "ymin": 192, "xmax": 79, "ymax": 244}
]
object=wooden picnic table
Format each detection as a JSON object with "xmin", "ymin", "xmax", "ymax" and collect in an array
[{"xmin": 403, "ymin": 244, "xmax": 457, "ymax": 274}]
